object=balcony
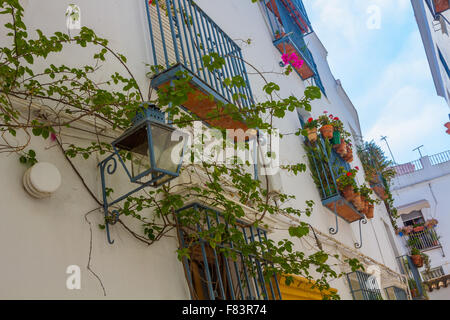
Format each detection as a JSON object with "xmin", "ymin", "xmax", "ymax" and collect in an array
[
  {"xmin": 145, "ymin": 0, "xmax": 254, "ymax": 132},
  {"xmin": 305, "ymin": 136, "xmax": 365, "ymax": 224},
  {"xmin": 262, "ymin": 0, "xmax": 326, "ymax": 93},
  {"xmin": 404, "ymin": 228, "xmax": 442, "ymax": 253},
  {"xmin": 265, "ymin": 0, "xmax": 312, "ymax": 35}
]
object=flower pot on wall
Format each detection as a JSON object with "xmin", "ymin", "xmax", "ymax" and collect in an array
[
  {"xmin": 306, "ymin": 128, "xmax": 318, "ymax": 143},
  {"xmin": 411, "ymin": 255, "xmax": 424, "ymax": 268},
  {"xmin": 319, "ymin": 124, "xmax": 334, "ymax": 139}
]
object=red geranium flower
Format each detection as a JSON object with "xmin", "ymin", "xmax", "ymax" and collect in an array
[
  {"xmin": 334, "ymin": 117, "xmax": 339, "ymax": 121},
  {"xmin": 324, "ymin": 111, "xmax": 328, "ymax": 114},
  {"xmin": 355, "ymin": 166, "xmax": 359, "ymax": 170},
  {"xmin": 346, "ymin": 172, "xmax": 352, "ymax": 177},
  {"xmin": 308, "ymin": 117, "xmax": 313, "ymax": 123}
]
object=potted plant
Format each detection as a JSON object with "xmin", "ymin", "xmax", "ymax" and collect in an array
[
  {"xmin": 330, "ymin": 116, "xmax": 343, "ymax": 145},
  {"xmin": 351, "ymin": 189, "xmax": 364, "ymax": 212},
  {"xmin": 343, "ymin": 141, "xmax": 354, "ymax": 163},
  {"xmin": 410, "ymin": 248, "xmax": 424, "ymax": 268},
  {"xmin": 413, "ymin": 224, "xmax": 425, "ymax": 233},
  {"xmin": 358, "ymin": 184, "xmax": 378, "ymax": 219},
  {"xmin": 318, "ymin": 111, "xmax": 334, "ymax": 139},
  {"xmin": 336, "ymin": 167, "xmax": 358, "ymax": 202},
  {"xmin": 408, "ymin": 279, "xmax": 419, "ymax": 298},
  {"xmin": 304, "ymin": 117, "xmax": 319, "ymax": 143}
]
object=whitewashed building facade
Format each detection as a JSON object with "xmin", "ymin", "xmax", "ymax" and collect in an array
[
  {"xmin": 0, "ymin": 0, "xmax": 416, "ymax": 300},
  {"xmin": 391, "ymin": 151, "xmax": 450, "ymax": 299}
]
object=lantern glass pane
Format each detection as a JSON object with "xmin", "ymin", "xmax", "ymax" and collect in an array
[
  {"xmin": 150, "ymin": 123, "xmax": 184, "ymax": 174},
  {"xmin": 127, "ymin": 127, "xmax": 151, "ymax": 179}
]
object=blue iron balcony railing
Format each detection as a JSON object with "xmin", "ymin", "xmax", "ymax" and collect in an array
[
  {"xmin": 177, "ymin": 203, "xmax": 282, "ymax": 300},
  {"xmin": 305, "ymin": 135, "xmax": 366, "ymax": 222},
  {"xmin": 265, "ymin": 0, "xmax": 312, "ymax": 35},
  {"xmin": 145, "ymin": 0, "xmax": 255, "ymax": 131},
  {"xmin": 346, "ymin": 271, "xmax": 383, "ymax": 300},
  {"xmin": 262, "ymin": 0, "xmax": 326, "ymax": 94},
  {"xmin": 303, "ymin": 133, "xmax": 368, "ymax": 248}
]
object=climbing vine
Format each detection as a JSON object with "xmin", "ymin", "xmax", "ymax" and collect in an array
[{"xmin": 0, "ymin": 0, "xmax": 364, "ymax": 299}]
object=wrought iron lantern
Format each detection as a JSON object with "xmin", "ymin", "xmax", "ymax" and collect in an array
[{"xmin": 99, "ymin": 103, "xmax": 187, "ymax": 244}]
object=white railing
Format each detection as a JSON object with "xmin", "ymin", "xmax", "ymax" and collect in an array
[{"xmin": 429, "ymin": 150, "xmax": 450, "ymax": 166}]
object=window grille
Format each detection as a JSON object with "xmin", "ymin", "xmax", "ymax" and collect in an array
[
  {"xmin": 346, "ymin": 271, "xmax": 383, "ymax": 300},
  {"xmin": 177, "ymin": 203, "xmax": 282, "ymax": 300}
]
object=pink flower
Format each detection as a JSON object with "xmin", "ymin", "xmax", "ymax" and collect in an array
[
  {"xmin": 50, "ymin": 133, "xmax": 57, "ymax": 142},
  {"xmin": 323, "ymin": 111, "xmax": 328, "ymax": 114},
  {"xmin": 355, "ymin": 166, "xmax": 359, "ymax": 170}
]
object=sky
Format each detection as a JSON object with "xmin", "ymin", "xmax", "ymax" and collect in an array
[{"xmin": 303, "ymin": 0, "xmax": 449, "ymax": 164}]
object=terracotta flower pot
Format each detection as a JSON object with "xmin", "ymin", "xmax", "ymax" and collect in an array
[
  {"xmin": 351, "ymin": 194, "xmax": 364, "ymax": 211},
  {"xmin": 366, "ymin": 204, "xmax": 374, "ymax": 219},
  {"xmin": 411, "ymin": 255, "xmax": 424, "ymax": 268},
  {"xmin": 307, "ymin": 128, "xmax": 318, "ymax": 143},
  {"xmin": 362, "ymin": 200, "xmax": 369, "ymax": 215},
  {"xmin": 341, "ymin": 185, "xmax": 356, "ymax": 202},
  {"xmin": 344, "ymin": 145, "xmax": 353, "ymax": 163},
  {"xmin": 319, "ymin": 124, "xmax": 334, "ymax": 139},
  {"xmin": 334, "ymin": 141, "xmax": 347, "ymax": 157}
]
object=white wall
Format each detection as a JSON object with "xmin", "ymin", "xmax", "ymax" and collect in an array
[{"xmin": 0, "ymin": 0, "xmax": 403, "ymax": 299}]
